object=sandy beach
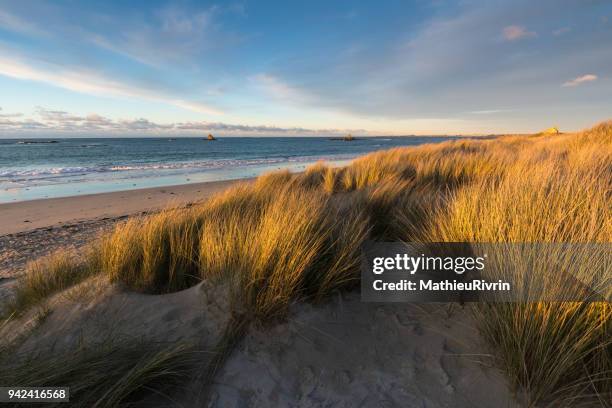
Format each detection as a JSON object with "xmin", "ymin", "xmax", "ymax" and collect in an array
[
  {"xmin": 0, "ymin": 179, "xmax": 246, "ymax": 279},
  {"xmin": 0, "ymin": 179, "xmax": 246, "ymax": 235}
]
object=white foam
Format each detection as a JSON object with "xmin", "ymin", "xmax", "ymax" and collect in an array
[{"xmin": 0, "ymin": 154, "xmax": 356, "ymax": 183}]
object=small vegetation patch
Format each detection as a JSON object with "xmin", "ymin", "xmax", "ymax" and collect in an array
[{"xmin": 0, "ymin": 341, "xmax": 200, "ymax": 408}]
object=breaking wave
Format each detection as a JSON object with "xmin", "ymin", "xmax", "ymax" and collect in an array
[{"xmin": 0, "ymin": 154, "xmax": 355, "ymax": 182}]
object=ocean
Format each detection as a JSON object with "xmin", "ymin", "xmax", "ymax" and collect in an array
[{"xmin": 0, "ymin": 136, "xmax": 456, "ymax": 203}]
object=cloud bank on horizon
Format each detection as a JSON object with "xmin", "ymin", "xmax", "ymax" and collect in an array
[{"xmin": 0, "ymin": 0, "xmax": 610, "ymax": 136}]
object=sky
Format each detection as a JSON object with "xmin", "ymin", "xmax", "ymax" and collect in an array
[{"xmin": 0, "ymin": 0, "xmax": 611, "ymax": 137}]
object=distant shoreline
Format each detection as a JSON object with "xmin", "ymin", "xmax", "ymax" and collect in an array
[{"xmin": 0, "ymin": 135, "xmax": 483, "ymax": 140}]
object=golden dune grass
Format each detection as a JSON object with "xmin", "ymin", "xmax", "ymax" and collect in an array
[
  {"xmin": 6, "ymin": 247, "xmax": 101, "ymax": 316},
  {"xmin": 3, "ymin": 121, "xmax": 611, "ymax": 405},
  {"xmin": 424, "ymin": 144, "xmax": 611, "ymax": 404},
  {"xmin": 100, "ymin": 178, "xmax": 371, "ymax": 320}
]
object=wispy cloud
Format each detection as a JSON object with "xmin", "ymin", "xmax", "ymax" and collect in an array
[
  {"xmin": 0, "ymin": 9, "xmax": 47, "ymax": 37},
  {"xmin": 562, "ymin": 74, "xmax": 598, "ymax": 87},
  {"xmin": 502, "ymin": 25, "xmax": 536, "ymax": 41},
  {"xmin": 170, "ymin": 100, "xmax": 222, "ymax": 115},
  {"xmin": 0, "ymin": 4, "xmax": 244, "ymax": 67},
  {"xmin": 0, "ymin": 107, "xmax": 24, "ymax": 118},
  {"xmin": 552, "ymin": 27, "xmax": 571, "ymax": 36},
  {"xmin": 255, "ymin": 0, "xmax": 611, "ymax": 127},
  {"xmin": 468, "ymin": 109, "xmax": 508, "ymax": 115},
  {"xmin": 0, "ymin": 107, "xmax": 362, "ymax": 135},
  {"xmin": 86, "ymin": 4, "xmax": 244, "ymax": 66},
  {"xmin": 0, "ymin": 53, "xmax": 223, "ymax": 115},
  {"xmin": 251, "ymin": 74, "xmax": 316, "ymax": 105}
]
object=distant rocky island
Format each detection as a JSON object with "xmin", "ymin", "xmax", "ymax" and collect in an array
[
  {"xmin": 205, "ymin": 134, "xmax": 217, "ymax": 141},
  {"xmin": 329, "ymin": 134, "xmax": 356, "ymax": 141}
]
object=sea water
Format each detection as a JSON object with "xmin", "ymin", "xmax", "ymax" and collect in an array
[{"xmin": 0, "ymin": 136, "xmax": 456, "ymax": 203}]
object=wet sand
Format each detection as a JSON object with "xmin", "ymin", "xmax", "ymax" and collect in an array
[{"xmin": 0, "ymin": 179, "xmax": 246, "ymax": 235}]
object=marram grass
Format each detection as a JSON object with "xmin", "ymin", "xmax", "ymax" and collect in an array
[{"xmin": 2, "ymin": 121, "xmax": 611, "ymax": 406}]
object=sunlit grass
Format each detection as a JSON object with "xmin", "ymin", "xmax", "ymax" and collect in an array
[
  {"xmin": 3, "ymin": 247, "xmax": 101, "ymax": 318},
  {"xmin": 419, "ymin": 124, "xmax": 612, "ymax": 405},
  {"xmin": 2, "ymin": 120, "xmax": 610, "ymax": 405}
]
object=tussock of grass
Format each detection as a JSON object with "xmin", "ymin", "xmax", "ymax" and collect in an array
[
  {"xmin": 0, "ymin": 341, "xmax": 200, "ymax": 408},
  {"xmin": 102, "ymin": 208, "xmax": 203, "ymax": 293},
  {"xmin": 4, "ymin": 247, "xmax": 101, "ymax": 317},
  {"xmin": 254, "ymin": 168, "xmax": 294, "ymax": 190},
  {"xmin": 322, "ymin": 167, "xmax": 342, "ymax": 193},
  {"xmin": 357, "ymin": 176, "xmax": 424, "ymax": 240},
  {"xmin": 3, "ymin": 121, "xmax": 611, "ymax": 405},
  {"xmin": 297, "ymin": 161, "xmax": 329, "ymax": 189},
  {"xmin": 227, "ymin": 184, "xmax": 369, "ymax": 320},
  {"xmin": 340, "ymin": 149, "xmax": 416, "ymax": 191}
]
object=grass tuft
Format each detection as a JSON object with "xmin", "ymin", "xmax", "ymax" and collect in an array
[
  {"xmin": 0, "ymin": 341, "xmax": 200, "ymax": 408},
  {"xmin": 4, "ymin": 247, "xmax": 101, "ymax": 317}
]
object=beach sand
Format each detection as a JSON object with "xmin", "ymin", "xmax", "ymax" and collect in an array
[
  {"xmin": 0, "ymin": 280, "xmax": 518, "ymax": 407},
  {"xmin": 210, "ymin": 293, "xmax": 516, "ymax": 407},
  {"xmin": 0, "ymin": 179, "xmax": 247, "ymax": 236},
  {"xmin": 0, "ymin": 179, "xmax": 247, "ymax": 280}
]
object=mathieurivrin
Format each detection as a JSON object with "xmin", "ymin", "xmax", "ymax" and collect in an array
[{"xmin": 373, "ymin": 279, "xmax": 511, "ymax": 291}]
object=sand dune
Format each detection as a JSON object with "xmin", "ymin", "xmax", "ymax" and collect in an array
[
  {"xmin": 1, "ymin": 279, "xmax": 519, "ymax": 407},
  {"xmin": 211, "ymin": 292, "xmax": 518, "ymax": 407}
]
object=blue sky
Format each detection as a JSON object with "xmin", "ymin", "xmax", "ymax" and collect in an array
[{"xmin": 0, "ymin": 0, "xmax": 610, "ymax": 136}]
